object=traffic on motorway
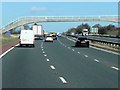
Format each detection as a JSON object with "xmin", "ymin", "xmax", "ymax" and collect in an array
[
  {"xmin": 1, "ymin": 29, "xmax": 119, "ymax": 88},
  {"xmin": 1, "ymin": 2, "xmax": 119, "ymax": 89}
]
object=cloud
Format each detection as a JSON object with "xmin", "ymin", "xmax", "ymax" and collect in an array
[{"xmin": 30, "ymin": 6, "xmax": 47, "ymax": 12}]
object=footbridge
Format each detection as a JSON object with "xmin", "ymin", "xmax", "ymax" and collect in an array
[{"xmin": 1, "ymin": 15, "xmax": 119, "ymax": 33}]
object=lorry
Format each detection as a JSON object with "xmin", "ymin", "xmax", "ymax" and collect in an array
[
  {"xmin": 19, "ymin": 30, "xmax": 35, "ymax": 47},
  {"xmin": 32, "ymin": 23, "xmax": 44, "ymax": 40},
  {"xmin": 82, "ymin": 29, "xmax": 89, "ymax": 36}
]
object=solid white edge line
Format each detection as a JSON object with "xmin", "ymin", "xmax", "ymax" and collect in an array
[
  {"xmin": 59, "ymin": 77, "xmax": 67, "ymax": 84},
  {"xmin": 50, "ymin": 65, "xmax": 55, "ymax": 70},
  {"xmin": 111, "ymin": 66, "xmax": 119, "ymax": 70},
  {"xmin": 0, "ymin": 44, "xmax": 19, "ymax": 58},
  {"xmin": 90, "ymin": 46, "xmax": 119, "ymax": 55},
  {"xmin": 94, "ymin": 59, "xmax": 100, "ymax": 62}
]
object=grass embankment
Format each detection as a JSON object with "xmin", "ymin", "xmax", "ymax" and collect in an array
[{"xmin": 0, "ymin": 34, "xmax": 18, "ymax": 45}]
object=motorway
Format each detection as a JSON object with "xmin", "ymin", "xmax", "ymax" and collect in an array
[{"xmin": 2, "ymin": 36, "xmax": 119, "ymax": 88}]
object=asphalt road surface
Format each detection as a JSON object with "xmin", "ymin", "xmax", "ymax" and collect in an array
[{"xmin": 2, "ymin": 37, "xmax": 119, "ymax": 88}]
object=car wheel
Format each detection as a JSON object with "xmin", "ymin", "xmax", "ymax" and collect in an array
[{"xmin": 75, "ymin": 44, "xmax": 78, "ymax": 47}]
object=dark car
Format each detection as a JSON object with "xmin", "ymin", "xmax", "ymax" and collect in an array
[
  {"xmin": 75, "ymin": 36, "xmax": 89, "ymax": 47},
  {"xmin": 52, "ymin": 35, "xmax": 57, "ymax": 40}
]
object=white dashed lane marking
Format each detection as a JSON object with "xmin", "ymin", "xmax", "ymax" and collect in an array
[
  {"xmin": 68, "ymin": 47, "xmax": 71, "ymax": 49},
  {"xmin": 72, "ymin": 49, "xmax": 75, "ymax": 51},
  {"xmin": 50, "ymin": 65, "xmax": 56, "ymax": 70},
  {"xmin": 111, "ymin": 66, "xmax": 119, "ymax": 70},
  {"xmin": 43, "ymin": 51, "xmax": 45, "ymax": 54},
  {"xmin": 59, "ymin": 77, "xmax": 67, "ymax": 84},
  {"xmin": 46, "ymin": 59, "xmax": 50, "ymax": 61},
  {"xmin": 44, "ymin": 54, "xmax": 47, "ymax": 57},
  {"xmin": 94, "ymin": 59, "xmax": 100, "ymax": 62},
  {"xmin": 84, "ymin": 55, "xmax": 88, "ymax": 57}
]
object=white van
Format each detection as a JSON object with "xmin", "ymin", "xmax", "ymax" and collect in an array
[
  {"xmin": 82, "ymin": 29, "xmax": 89, "ymax": 36},
  {"xmin": 19, "ymin": 30, "xmax": 35, "ymax": 47}
]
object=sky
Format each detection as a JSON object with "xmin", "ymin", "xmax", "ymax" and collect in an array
[{"xmin": 1, "ymin": 2, "xmax": 119, "ymax": 33}]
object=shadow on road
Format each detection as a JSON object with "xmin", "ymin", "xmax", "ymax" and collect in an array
[
  {"xmin": 71, "ymin": 45, "xmax": 89, "ymax": 48},
  {"xmin": 12, "ymin": 45, "xmax": 35, "ymax": 48}
]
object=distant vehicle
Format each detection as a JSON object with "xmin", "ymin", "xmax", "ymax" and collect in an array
[
  {"xmin": 52, "ymin": 35, "xmax": 57, "ymax": 40},
  {"xmin": 49, "ymin": 32, "xmax": 57, "ymax": 37},
  {"xmin": 57, "ymin": 33, "xmax": 62, "ymax": 37},
  {"xmin": 32, "ymin": 23, "xmax": 44, "ymax": 40},
  {"xmin": 82, "ymin": 29, "xmax": 89, "ymax": 36},
  {"xmin": 19, "ymin": 30, "xmax": 35, "ymax": 47},
  {"xmin": 44, "ymin": 36, "xmax": 53, "ymax": 42},
  {"xmin": 75, "ymin": 36, "xmax": 89, "ymax": 47}
]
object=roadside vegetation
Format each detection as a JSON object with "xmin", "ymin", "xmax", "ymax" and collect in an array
[
  {"xmin": 66, "ymin": 23, "xmax": 120, "ymax": 38},
  {"xmin": 0, "ymin": 34, "xmax": 18, "ymax": 45}
]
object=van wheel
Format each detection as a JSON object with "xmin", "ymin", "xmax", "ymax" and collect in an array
[
  {"xmin": 20, "ymin": 44, "xmax": 22, "ymax": 47},
  {"xmin": 32, "ymin": 45, "xmax": 35, "ymax": 47}
]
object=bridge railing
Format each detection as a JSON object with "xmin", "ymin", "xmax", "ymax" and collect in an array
[{"xmin": 0, "ymin": 15, "xmax": 119, "ymax": 32}]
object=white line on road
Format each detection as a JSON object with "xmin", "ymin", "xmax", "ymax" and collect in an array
[
  {"xmin": 94, "ymin": 59, "xmax": 100, "ymax": 62},
  {"xmin": 90, "ymin": 46, "xmax": 119, "ymax": 55},
  {"xmin": 72, "ymin": 49, "xmax": 75, "ymax": 51},
  {"xmin": 50, "ymin": 65, "xmax": 55, "ymax": 70},
  {"xmin": 46, "ymin": 59, "xmax": 50, "ymax": 61},
  {"xmin": 59, "ymin": 77, "xmax": 67, "ymax": 84},
  {"xmin": 77, "ymin": 52, "xmax": 80, "ymax": 54},
  {"xmin": 68, "ymin": 47, "xmax": 71, "ymax": 49},
  {"xmin": 44, "ymin": 54, "xmax": 47, "ymax": 57},
  {"xmin": 66, "ymin": 36, "xmax": 119, "ymax": 55},
  {"xmin": 84, "ymin": 55, "xmax": 88, "ymax": 57},
  {"xmin": 111, "ymin": 66, "xmax": 119, "ymax": 70},
  {"xmin": 0, "ymin": 44, "xmax": 19, "ymax": 58},
  {"xmin": 43, "ymin": 51, "xmax": 45, "ymax": 54}
]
